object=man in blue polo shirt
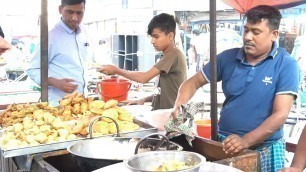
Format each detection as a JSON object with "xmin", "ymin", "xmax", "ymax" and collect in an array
[{"xmin": 171, "ymin": 5, "xmax": 298, "ymax": 172}]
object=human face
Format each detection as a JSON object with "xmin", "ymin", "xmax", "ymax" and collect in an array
[
  {"xmin": 243, "ymin": 19, "xmax": 278, "ymax": 60},
  {"xmin": 59, "ymin": 3, "xmax": 85, "ymax": 31},
  {"xmin": 150, "ymin": 28, "xmax": 174, "ymax": 52}
]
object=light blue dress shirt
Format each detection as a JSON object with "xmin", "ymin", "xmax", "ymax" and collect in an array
[{"xmin": 27, "ymin": 19, "xmax": 91, "ymax": 106}]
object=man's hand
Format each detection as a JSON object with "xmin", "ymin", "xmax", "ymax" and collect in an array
[
  {"xmin": 97, "ymin": 65, "xmax": 118, "ymax": 75},
  {"xmin": 170, "ymin": 106, "xmax": 182, "ymax": 125},
  {"xmin": 278, "ymin": 167, "xmax": 304, "ymax": 172},
  {"xmin": 170, "ymin": 106, "xmax": 180, "ymax": 119},
  {"xmin": 222, "ymin": 134, "xmax": 250, "ymax": 154},
  {"xmin": 49, "ymin": 78, "xmax": 78, "ymax": 93}
]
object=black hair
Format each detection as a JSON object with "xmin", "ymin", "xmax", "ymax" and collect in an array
[
  {"xmin": 245, "ymin": 5, "xmax": 282, "ymax": 30},
  {"xmin": 0, "ymin": 26, "xmax": 4, "ymax": 38},
  {"xmin": 61, "ymin": 0, "xmax": 86, "ymax": 6},
  {"xmin": 147, "ymin": 13, "xmax": 176, "ymax": 36}
]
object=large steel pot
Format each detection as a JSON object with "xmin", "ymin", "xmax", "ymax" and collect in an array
[
  {"xmin": 68, "ymin": 136, "xmax": 183, "ymax": 172},
  {"xmin": 67, "ymin": 116, "xmax": 183, "ymax": 172}
]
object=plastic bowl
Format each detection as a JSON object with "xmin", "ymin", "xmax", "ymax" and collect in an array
[{"xmin": 194, "ymin": 119, "xmax": 211, "ymax": 139}]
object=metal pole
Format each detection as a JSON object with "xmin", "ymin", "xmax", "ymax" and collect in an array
[
  {"xmin": 183, "ymin": 12, "xmax": 187, "ymax": 57},
  {"xmin": 184, "ymin": 28, "xmax": 187, "ymax": 56},
  {"xmin": 40, "ymin": 0, "xmax": 48, "ymax": 102},
  {"xmin": 209, "ymin": 0, "xmax": 218, "ymax": 141}
]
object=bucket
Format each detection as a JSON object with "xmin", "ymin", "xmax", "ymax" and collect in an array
[
  {"xmin": 195, "ymin": 119, "xmax": 211, "ymax": 139},
  {"xmin": 97, "ymin": 78, "xmax": 131, "ymax": 102}
]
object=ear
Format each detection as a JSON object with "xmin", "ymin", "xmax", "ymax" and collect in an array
[
  {"xmin": 58, "ymin": 5, "xmax": 63, "ymax": 14},
  {"xmin": 271, "ymin": 30, "xmax": 279, "ymax": 41},
  {"xmin": 168, "ymin": 32, "xmax": 175, "ymax": 40}
]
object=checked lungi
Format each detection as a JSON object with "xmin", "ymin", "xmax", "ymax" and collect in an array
[{"xmin": 218, "ymin": 134, "xmax": 285, "ymax": 172}]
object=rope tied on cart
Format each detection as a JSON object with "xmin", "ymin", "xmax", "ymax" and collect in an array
[{"xmin": 165, "ymin": 102, "xmax": 203, "ymax": 145}]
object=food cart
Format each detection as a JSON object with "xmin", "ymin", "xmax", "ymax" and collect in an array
[{"xmin": 3, "ymin": 0, "xmax": 305, "ymax": 171}]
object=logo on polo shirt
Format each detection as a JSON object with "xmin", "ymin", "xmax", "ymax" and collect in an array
[{"xmin": 262, "ymin": 76, "xmax": 272, "ymax": 85}]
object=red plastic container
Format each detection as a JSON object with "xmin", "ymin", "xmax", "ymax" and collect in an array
[
  {"xmin": 97, "ymin": 78, "xmax": 131, "ymax": 102},
  {"xmin": 195, "ymin": 119, "xmax": 211, "ymax": 139}
]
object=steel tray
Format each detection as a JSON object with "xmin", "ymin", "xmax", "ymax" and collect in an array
[{"xmin": 0, "ymin": 118, "xmax": 157, "ymax": 158}]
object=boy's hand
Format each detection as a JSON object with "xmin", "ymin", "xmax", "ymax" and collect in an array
[
  {"xmin": 97, "ymin": 65, "xmax": 118, "ymax": 75},
  {"xmin": 126, "ymin": 98, "xmax": 145, "ymax": 105}
]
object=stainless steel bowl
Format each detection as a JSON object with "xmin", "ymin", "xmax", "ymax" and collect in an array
[{"xmin": 124, "ymin": 151, "xmax": 206, "ymax": 172}]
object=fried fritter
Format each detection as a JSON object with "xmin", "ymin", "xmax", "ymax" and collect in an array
[
  {"xmin": 118, "ymin": 112, "xmax": 134, "ymax": 122},
  {"xmin": 103, "ymin": 100, "xmax": 118, "ymax": 109},
  {"xmin": 89, "ymin": 100, "xmax": 105, "ymax": 109},
  {"xmin": 92, "ymin": 121, "xmax": 109, "ymax": 134},
  {"xmin": 102, "ymin": 108, "xmax": 118, "ymax": 122}
]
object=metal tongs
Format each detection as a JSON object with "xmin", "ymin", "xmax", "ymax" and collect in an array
[
  {"xmin": 134, "ymin": 133, "xmax": 171, "ymax": 154},
  {"xmin": 133, "ymin": 131, "xmax": 186, "ymax": 154}
]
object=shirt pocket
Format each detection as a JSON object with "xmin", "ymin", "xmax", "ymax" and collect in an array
[{"xmin": 78, "ymin": 43, "xmax": 90, "ymax": 62}]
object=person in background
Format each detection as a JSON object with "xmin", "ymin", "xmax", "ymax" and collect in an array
[
  {"xmin": 171, "ymin": 5, "xmax": 298, "ymax": 172},
  {"xmin": 0, "ymin": 37, "xmax": 11, "ymax": 56},
  {"xmin": 190, "ymin": 29, "xmax": 207, "ymax": 72},
  {"xmin": 291, "ymin": 34, "xmax": 306, "ymax": 108},
  {"xmin": 189, "ymin": 29, "xmax": 201, "ymax": 72},
  {"xmin": 174, "ymin": 18, "xmax": 184, "ymax": 53},
  {"xmin": 0, "ymin": 27, "xmax": 11, "ymax": 81},
  {"xmin": 279, "ymin": 125, "xmax": 306, "ymax": 172},
  {"xmin": 27, "ymin": 0, "xmax": 91, "ymax": 106},
  {"xmin": 0, "ymin": 27, "xmax": 11, "ymax": 55},
  {"xmin": 97, "ymin": 13, "xmax": 187, "ymax": 110}
]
